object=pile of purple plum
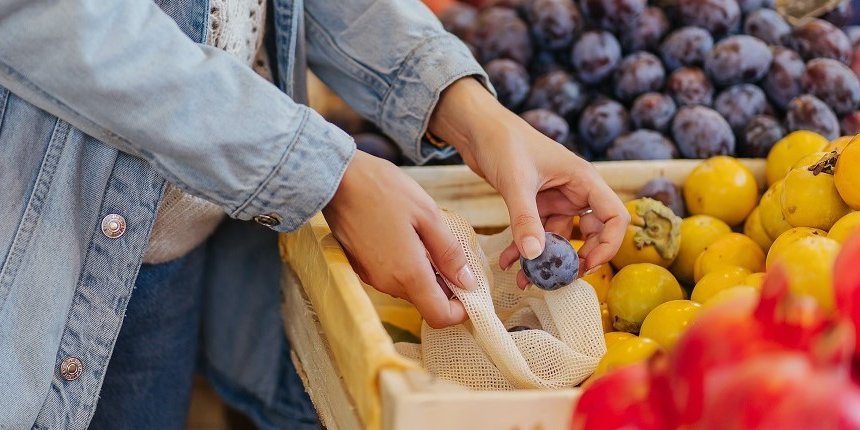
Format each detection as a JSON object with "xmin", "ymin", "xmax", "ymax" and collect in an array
[{"xmin": 408, "ymin": 0, "xmax": 860, "ymax": 162}]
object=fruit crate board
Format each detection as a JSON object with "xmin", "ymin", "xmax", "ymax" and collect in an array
[{"xmin": 279, "ymin": 159, "xmax": 766, "ymax": 430}]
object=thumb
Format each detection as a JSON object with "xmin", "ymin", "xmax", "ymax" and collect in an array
[
  {"xmin": 504, "ymin": 188, "xmax": 545, "ymax": 260},
  {"xmin": 417, "ymin": 210, "xmax": 479, "ymax": 291}
]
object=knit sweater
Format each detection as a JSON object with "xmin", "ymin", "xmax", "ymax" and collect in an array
[{"xmin": 143, "ymin": 0, "xmax": 270, "ymax": 263}]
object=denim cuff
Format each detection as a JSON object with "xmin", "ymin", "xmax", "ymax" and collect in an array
[
  {"xmin": 231, "ymin": 107, "xmax": 355, "ymax": 232},
  {"xmin": 379, "ymin": 33, "xmax": 495, "ymax": 165}
]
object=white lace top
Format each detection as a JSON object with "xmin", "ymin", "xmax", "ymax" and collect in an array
[{"xmin": 143, "ymin": 0, "xmax": 271, "ymax": 264}]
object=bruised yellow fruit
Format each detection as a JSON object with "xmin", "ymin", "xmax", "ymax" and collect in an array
[
  {"xmin": 744, "ymin": 206, "xmax": 773, "ymax": 252},
  {"xmin": 825, "ymin": 135, "xmax": 855, "ymax": 153},
  {"xmin": 766, "ymin": 130, "xmax": 828, "ymax": 186},
  {"xmin": 835, "ymin": 139, "xmax": 860, "ymax": 210},
  {"xmin": 639, "ymin": 300, "xmax": 702, "ymax": 350},
  {"xmin": 607, "ymin": 263, "xmax": 684, "ymax": 333},
  {"xmin": 829, "ymin": 211, "xmax": 860, "ymax": 243},
  {"xmin": 770, "ymin": 235, "xmax": 841, "ymax": 311},
  {"xmin": 744, "ymin": 272, "xmax": 766, "ymax": 289},
  {"xmin": 759, "ymin": 180, "xmax": 794, "ymax": 240},
  {"xmin": 791, "ymin": 151, "xmax": 830, "ymax": 169},
  {"xmin": 604, "ymin": 331, "xmax": 636, "ymax": 349},
  {"xmin": 611, "ymin": 198, "xmax": 681, "ymax": 270},
  {"xmin": 572, "ymin": 239, "xmax": 613, "ymax": 302},
  {"xmin": 691, "ymin": 266, "xmax": 752, "ymax": 304},
  {"xmin": 781, "ymin": 160, "xmax": 850, "ymax": 230},
  {"xmin": 593, "ymin": 337, "xmax": 661, "ymax": 378},
  {"xmin": 669, "ymin": 215, "xmax": 733, "ymax": 285},
  {"xmin": 683, "ymin": 156, "xmax": 758, "ymax": 226},
  {"xmin": 766, "ymin": 227, "xmax": 827, "ymax": 269},
  {"xmin": 693, "ymin": 233, "xmax": 766, "ymax": 282},
  {"xmin": 704, "ymin": 286, "xmax": 760, "ymax": 309}
]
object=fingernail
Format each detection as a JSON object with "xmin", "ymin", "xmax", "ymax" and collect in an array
[
  {"xmin": 584, "ymin": 265, "xmax": 601, "ymax": 276},
  {"xmin": 457, "ymin": 265, "xmax": 478, "ymax": 291},
  {"xmin": 522, "ymin": 236, "xmax": 542, "ymax": 260}
]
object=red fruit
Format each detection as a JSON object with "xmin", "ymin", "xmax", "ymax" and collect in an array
[
  {"xmin": 756, "ymin": 268, "xmax": 830, "ymax": 351},
  {"xmin": 835, "ymin": 231, "xmax": 860, "ymax": 350},
  {"xmin": 571, "ymin": 362, "xmax": 669, "ymax": 430},
  {"xmin": 759, "ymin": 371, "xmax": 860, "ymax": 429}
]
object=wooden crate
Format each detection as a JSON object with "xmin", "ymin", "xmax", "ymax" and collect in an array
[{"xmin": 280, "ymin": 160, "xmax": 766, "ymax": 430}]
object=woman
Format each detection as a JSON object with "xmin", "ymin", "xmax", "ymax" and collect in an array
[{"xmin": 0, "ymin": 0, "xmax": 627, "ymax": 428}]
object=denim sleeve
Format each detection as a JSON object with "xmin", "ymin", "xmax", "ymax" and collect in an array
[
  {"xmin": 0, "ymin": 0, "xmax": 355, "ymax": 232},
  {"xmin": 304, "ymin": 0, "xmax": 495, "ymax": 164}
]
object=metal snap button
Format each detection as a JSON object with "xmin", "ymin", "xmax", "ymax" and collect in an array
[
  {"xmin": 253, "ymin": 213, "xmax": 282, "ymax": 227},
  {"xmin": 60, "ymin": 356, "xmax": 83, "ymax": 381},
  {"xmin": 101, "ymin": 214, "xmax": 126, "ymax": 239}
]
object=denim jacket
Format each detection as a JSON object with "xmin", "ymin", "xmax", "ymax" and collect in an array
[{"xmin": 0, "ymin": 0, "xmax": 487, "ymax": 428}]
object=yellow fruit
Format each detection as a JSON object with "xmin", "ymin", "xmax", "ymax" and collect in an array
[
  {"xmin": 683, "ymin": 156, "xmax": 759, "ymax": 226},
  {"xmin": 835, "ymin": 138, "xmax": 860, "ymax": 210},
  {"xmin": 693, "ymin": 233, "xmax": 766, "ymax": 282},
  {"xmin": 825, "ymin": 135, "xmax": 855, "ymax": 153},
  {"xmin": 759, "ymin": 180, "xmax": 794, "ymax": 240},
  {"xmin": 781, "ymin": 164, "xmax": 850, "ymax": 230},
  {"xmin": 572, "ymin": 239, "xmax": 613, "ymax": 302},
  {"xmin": 593, "ymin": 337, "xmax": 661, "ymax": 378},
  {"xmin": 600, "ymin": 303, "xmax": 612, "ymax": 333},
  {"xmin": 744, "ymin": 206, "xmax": 773, "ymax": 252},
  {"xmin": 829, "ymin": 211, "xmax": 860, "ymax": 243},
  {"xmin": 604, "ymin": 331, "xmax": 637, "ymax": 349},
  {"xmin": 607, "ymin": 263, "xmax": 684, "ymax": 333},
  {"xmin": 611, "ymin": 198, "xmax": 681, "ymax": 270},
  {"xmin": 791, "ymin": 151, "xmax": 830, "ymax": 169},
  {"xmin": 669, "ymin": 215, "xmax": 733, "ymax": 285},
  {"xmin": 766, "ymin": 130, "xmax": 828, "ymax": 186},
  {"xmin": 376, "ymin": 305, "xmax": 422, "ymax": 339},
  {"xmin": 770, "ymin": 235, "xmax": 841, "ymax": 311},
  {"xmin": 766, "ymin": 227, "xmax": 828, "ymax": 269},
  {"xmin": 704, "ymin": 286, "xmax": 760, "ymax": 309},
  {"xmin": 639, "ymin": 300, "xmax": 702, "ymax": 350},
  {"xmin": 744, "ymin": 272, "xmax": 766, "ymax": 289},
  {"xmin": 691, "ymin": 266, "xmax": 752, "ymax": 304}
]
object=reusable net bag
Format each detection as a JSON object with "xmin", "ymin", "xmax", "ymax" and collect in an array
[{"xmin": 394, "ymin": 210, "xmax": 606, "ymax": 391}]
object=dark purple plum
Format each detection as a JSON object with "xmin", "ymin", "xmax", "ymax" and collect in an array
[
  {"xmin": 743, "ymin": 9, "xmax": 790, "ymax": 45},
  {"xmin": 631, "ymin": 92, "xmax": 677, "ymax": 132},
  {"xmin": 677, "ymin": 0, "xmax": 741, "ymax": 36},
  {"xmin": 439, "ymin": 2, "xmax": 478, "ymax": 40},
  {"xmin": 823, "ymin": 0, "xmax": 854, "ymax": 27},
  {"xmin": 508, "ymin": 325, "xmax": 533, "ymax": 332},
  {"xmin": 660, "ymin": 27, "xmax": 714, "ymax": 71},
  {"xmin": 736, "ymin": 0, "xmax": 766, "ymax": 13},
  {"xmin": 524, "ymin": 70, "xmax": 589, "ymax": 119},
  {"xmin": 785, "ymin": 94, "xmax": 840, "ymax": 139},
  {"xmin": 636, "ymin": 177, "xmax": 685, "ymax": 217},
  {"xmin": 470, "ymin": 7, "xmax": 533, "ymax": 65},
  {"xmin": 485, "ymin": 59, "xmax": 531, "ymax": 110},
  {"xmin": 671, "ymin": 105, "xmax": 736, "ymax": 158},
  {"xmin": 704, "ymin": 35, "xmax": 773, "ymax": 87},
  {"xmin": 614, "ymin": 51, "xmax": 665, "ymax": 101},
  {"xmin": 354, "ymin": 133, "xmax": 402, "ymax": 163},
  {"xmin": 620, "ymin": 7, "xmax": 670, "ymax": 53},
  {"xmin": 529, "ymin": 50, "xmax": 566, "ymax": 77},
  {"xmin": 523, "ymin": 0, "xmax": 584, "ymax": 50},
  {"xmin": 519, "ymin": 232, "xmax": 579, "ymax": 291},
  {"xmin": 579, "ymin": 0, "xmax": 647, "ymax": 33},
  {"xmin": 801, "ymin": 58, "xmax": 860, "ymax": 115},
  {"xmin": 783, "ymin": 19, "xmax": 852, "ymax": 64},
  {"xmin": 578, "ymin": 98, "xmax": 630, "ymax": 154},
  {"xmin": 666, "ymin": 67, "xmax": 714, "ymax": 106},
  {"xmin": 607, "ymin": 130, "xmax": 679, "ymax": 160},
  {"xmin": 520, "ymin": 109, "xmax": 572, "ymax": 148},
  {"xmin": 714, "ymin": 84, "xmax": 768, "ymax": 133},
  {"xmin": 741, "ymin": 115, "xmax": 785, "ymax": 157},
  {"xmin": 844, "ymin": 26, "xmax": 860, "ymax": 47},
  {"xmin": 841, "ymin": 111, "xmax": 860, "ymax": 135},
  {"xmin": 764, "ymin": 47, "xmax": 806, "ymax": 110},
  {"xmin": 571, "ymin": 31, "xmax": 622, "ymax": 84}
]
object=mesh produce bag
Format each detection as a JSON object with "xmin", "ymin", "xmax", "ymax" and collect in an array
[{"xmin": 394, "ymin": 210, "xmax": 606, "ymax": 391}]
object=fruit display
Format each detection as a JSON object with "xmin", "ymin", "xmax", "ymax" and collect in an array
[{"xmin": 417, "ymin": 0, "xmax": 860, "ymax": 165}]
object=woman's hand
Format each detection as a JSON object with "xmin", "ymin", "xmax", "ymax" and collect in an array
[
  {"xmin": 429, "ymin": 78, "xmax": 629, "ymax": 288},
  {"xmin": 323, "ymin": 151, "xmax": 478, "ymax": 328}
]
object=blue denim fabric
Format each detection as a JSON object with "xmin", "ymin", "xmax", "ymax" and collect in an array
[{"xmin": 0, "ymin": 0, "xmax": 490, "ymax": 428}]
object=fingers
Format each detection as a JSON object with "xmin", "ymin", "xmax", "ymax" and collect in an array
[
  {"xmin": 516, "ymin": 269, "xmax": 529, "ymax": 290},
  {"xmin": 579, "ymin": 182, "xmax": 629, "ymax": 271},
  {"xmin": 503, "ymin": 188, "xmax": 546, "ymax": 261},
  {"xmin": 545, "ymin": 214, "xmax": 575, "ymax": 239},
  {"xmin": 406, "ymin": 257, "xmax": 468, "ymax": 329},
  {"xmin": 416, "ymin": 208, "xmax": 478, "ymax": 291}
]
